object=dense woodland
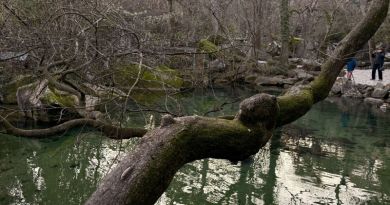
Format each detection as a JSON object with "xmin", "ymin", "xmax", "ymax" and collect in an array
[{"xmin": 1, "ymin": 0, "xmax": 390, "ymax": 204}]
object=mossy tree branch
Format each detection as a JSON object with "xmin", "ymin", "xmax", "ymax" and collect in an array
[{"xmin": 86, "ymin": 94, "xmax": 278, "ymax": 205}]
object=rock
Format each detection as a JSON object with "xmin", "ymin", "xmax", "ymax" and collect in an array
[
  {"xmin": 355, "ymin": 84, "xmax": 368, "ymax": 93},
  {"xmin": 284, "ymin": 78, "xmax": 299, "ymax": 85},
  {"xmin": 209, "ymin": 59, "xmax": 226, "ymax": 72},
  {"xmin": 375, "ymin": 82, "xmax": 384, "ymax": 89},
  {"xmin": 255, "ymin": 76, "xmax": 297, "ymax": 87},
  {"xmin": 371, "ymin": 88, "xmax": 389, "ymax": 99},
  {"xmin": 289, "ymin": 58, "xmax": 303, "ymax": 64},
  {"xmin": 16, "ymin": 80, "xmax": 49, "ymax": 120},
  {"xmin": 114, "ymin": 64, "xmax": 184, "ymax": 90},
  {"xmin": 288, "ymin": 58, "xmax": 321, "ymax": 71},
  {"xmin": 331, "ymin": 78, "xmax": 345, "ymax": 94},
  {"xmin": 245, "ymin": 74, "xmax": 257, "ymax": 83},
  {"xmin": 252, "ymin": 61, "xmax": 270, "ymax": 73},
  {"xmin": 364, "ymin": 97, "xmax": 384, "ymax": 106},
  {"xmin": 286, "ymin": 69, "xmax": 297, "ymax": 78},
  {"xmin": 384, "ymin": 83, "xmax": 390, "ymax": 91},
  {"xmin": 85, "ymin": 95, "xmax": 100, "ymax": 112},
  {"xmin": 266, "ymin": 41, "xmax": 281, "ymax": 57},
  {"xmin": 41, "ymin": 88, "xmax": 79, "ymax": 108},
  {"xmin": 330, "ymin": 77, "xmax": 363, "ymax": 98},
  {"xmin": 283, "ymin": 84, "xmax": 293, "ymax": 89},
  {"xmin": 255, "ymin": 76, "xmax": 283, "ymax": 86},
  {"xmin": 2, "ymin": 75, "xmax": 35, "ymax": 104},
  {"xmin": 331, "ymin": 83, "xmax": 342, "ymax": 95},
  {"xmin": 293, "ymin": 69, "xmax": 314, "ymax": 80},
  {"xmin": 343, "ymin": 88, "xmax": 363, "ymax": 98},
  {"xmin": 301, "ymin": 59, "xmax": 322, "ymax": 71},
  {"xmin": 338, "ymin": 70, "xmax": 346, "ymax": 77},
  {"xmin": 160, "ymin": 114, "xmax": 175, "ymax": 127},
  {"xmin": 363, "ymin": 86, "xmax": 374, "ymax": 98}
]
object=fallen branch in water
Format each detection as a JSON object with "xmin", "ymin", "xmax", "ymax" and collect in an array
[{"xmin": 0, "ymin": 115, "xmax": 147, "ymax": 139}]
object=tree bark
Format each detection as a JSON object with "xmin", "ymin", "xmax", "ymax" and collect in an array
[
  {"xmin": 280, "ymin": 0, "xmax": 290, "ymax": 68},
  {"xmin": 86, "ymin": 94, "xmax": 278, "ymax": 205},
  {"xmin": 86, "ymin": 1, "xmax": 389, "ymax": 204}
]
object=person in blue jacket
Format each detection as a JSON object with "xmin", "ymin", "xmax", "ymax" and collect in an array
[
  {"xmin": 371, "ymin": 49, "xmax": 385, "ymax": 81},
  {"xmin": 346, "ymin": 57, "xmax": 357, "ymax": 80}
]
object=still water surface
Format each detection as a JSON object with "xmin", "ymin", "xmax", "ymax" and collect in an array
[{"xmin": 1, "ymin": 89, "xmax": 389, "ymax": 204}]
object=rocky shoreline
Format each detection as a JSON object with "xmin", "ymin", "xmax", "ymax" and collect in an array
[{"xmin": 330, "ymin": 77, "xmax": 390, "ymax": 111}]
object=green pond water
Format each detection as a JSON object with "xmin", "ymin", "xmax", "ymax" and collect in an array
[{"xmin": 1, "ymin": 88, "xmax": 390, "ymax": 205}]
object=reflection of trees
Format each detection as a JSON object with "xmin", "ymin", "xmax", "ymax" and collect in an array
[
  {"xmin": 262, "ymin": 131, "xmax": 281, "ymax": 205},
  {"xmin": 334, "ymin": 146, "xmax": 353, "ymax": 205},
  {"xmin": 196, "ymin": 159, "xmax": 210, "ymax": 204},
  {"xmin": 216, "ymin": 157, "xmax": 261, "ymax": 204},
  {"xmin": 0, "ymin": 135, "xmax": 43, "ymax": 204},
  {"xmin": 377, "ymin": 158, "xmax": 390, "ymax": 203},
  {"xmin": 1, "ymin": 131, "xmax": 135, "ymax": 205}
]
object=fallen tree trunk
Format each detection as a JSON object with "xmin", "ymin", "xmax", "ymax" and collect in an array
[
  {"xmin": 86, "ymin": 1, "xmax": 389, "ymax": 204},
  {"xmin": 86, "ymin": 94, "xmax": 278, "ymax": 205}
]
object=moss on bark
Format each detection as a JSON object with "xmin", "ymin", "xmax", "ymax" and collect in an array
[
  {"xmin": 42, "ymin": 87, "xmax": 79, "ymax": 108},
  {"xmin": 114, "ymin": 64, "xmax": 183, "ymax": 89},
  {"xmin": 198, "ymin": 39, "xmax": 219, "ymax": 59}
]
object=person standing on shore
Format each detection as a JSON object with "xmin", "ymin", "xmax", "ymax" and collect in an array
[
  {"xmin": 371, "ymin": 48, "xmax": 385, "ymax": 81},
  {"xmin": 346, "ymin": 57, "xmax": 357, "ymax": 80}
]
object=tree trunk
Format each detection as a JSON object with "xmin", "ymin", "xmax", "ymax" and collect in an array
[
  {"xmin": 86, "ymin": 94, "xmax": 278, "ymax": 205},
  {"xmin": 369, "ymin": 39, "xmax": 374, "ymax": 67},
  {"xmin": 167, "ymin": 0, "xmax": 175, "ymax": 46},
  {"xmin": 280, "ymin": 0, "xmax": 290, "ymax": 68}
]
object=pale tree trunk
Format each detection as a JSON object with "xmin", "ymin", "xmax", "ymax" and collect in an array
[
  {"xmin": 253, "ymin": 0, "xmax": 264, "ymax": 59},
  {"xmin": 363, "ymin": 0, "xmax": 375, "ymax": 68},
  {"xmin": 369, "ymin": 39, "xmax": 374, "ymax": 66},
  {"xmin": 367, "ymin": 0, "xmax": 375, "ymax": 68},
  {"xmin": 280, "ymin": 0, "xmax": 290, "ymax": 68},
  {"xmin": 168, "ymin": 0, "xmax": 175, "ymax": 46}
]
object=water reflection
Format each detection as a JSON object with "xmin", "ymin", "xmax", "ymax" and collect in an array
[
  {"xmin": 0, "ymin": 130, "xmax": 139, "ymax": 205},
  {"xmin": 1, "ymin": 91, "xmax": 390, "ymax": 205},
  {"xmin": 157, "ymin": 98, "xmax": 390, "ymax": 205}
]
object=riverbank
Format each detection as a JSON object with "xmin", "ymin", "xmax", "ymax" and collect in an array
[
  {"xmin": 330, "ymin": 69, "xmax": 390, "ymax": 112},
  {"xmin": 349, "ymin": 69, "xmax": 389, "ymax": 85}
]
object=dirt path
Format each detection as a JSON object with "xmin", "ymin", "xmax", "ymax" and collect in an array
[{"xmin": 348, "ymin": 69, "xmax": 389, "ymax": 86}]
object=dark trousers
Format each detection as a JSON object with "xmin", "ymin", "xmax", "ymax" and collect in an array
[{"xmin": 372, "ymin": 64, "xmax": 383, "ymax": 80}]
